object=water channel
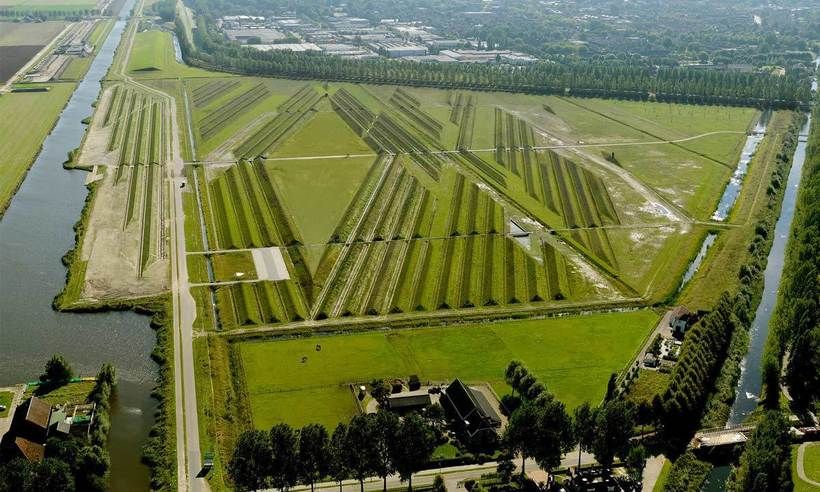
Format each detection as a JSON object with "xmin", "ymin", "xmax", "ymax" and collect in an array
[
  {"xmin": 725, "ymin": 114, "xmax": 812, "ymax": 426},
  {"xmin": 0, "ymin": 0, "xmax": 155, "ymax": 488},
  {"xmin": 701, "ymin": 114, "xmax": 812, "ymax": 491},
  {"xmin": 711, "ymin": 110, "xmax": 770, "ymax": 221}
]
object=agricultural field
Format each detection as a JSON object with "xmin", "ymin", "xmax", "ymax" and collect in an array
[
  {"xmin": 230, "ymin": 310, "xmax": 658, "ymax": 429},
  {"xmin": 0, "ymin": 82, "xmax": 75, "ymax": 214},
  {"xmin": 0, "ymin": 21, "xmax": 66, "ymax": 82},
  {"xmin": 125, "ymin": 30, "xmax": 217, "ymax": 79}
]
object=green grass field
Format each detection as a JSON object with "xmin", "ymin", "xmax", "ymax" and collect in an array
[
  {"xmin": 0, "ymin": 390, "xmax": 12, "ymax": 417},
  {"xmin": 237, "ymin": 310, "xmax": 658, "ymax": 429},
  {"xmin": 127, "ymin": 30, "xmax": 216, "ymax": 79},
  {"xmin": 624, "ymin": 369, "xmax": 669, "ymax": 405},
  {"xmin": 792, "ymin": 444, "xmax": 820, "ymax": 492},
  {"xmin": 0, "ymin": 82, "xmax": 75, "ymax": 215},
  {"xmin": 268, "ymin": 109, "xmax": 376, "ymax": 158},
  {"xmin": 264, "ymin": 155, "xmax": 376, "ymax": 249},
  {"xmin": 26, "ymin": 381, "xmax": 94, "ymax": 405}
]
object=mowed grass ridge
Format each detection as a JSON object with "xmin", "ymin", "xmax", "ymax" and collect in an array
[{"xmin": 239, "ymin": 310, "xmax": 658, "ymax": 428}]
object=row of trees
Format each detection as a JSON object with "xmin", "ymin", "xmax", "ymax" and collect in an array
[
  {"xmin": 229, "ymin": 412, "xmax": 436, "ymax": 492},
  {"xmin": 768, "ymin": 104, "xmax": 820, "ymax": 411},
  {"xmin": 174, "ymin": 5, "xmax": 810, "ymax": 108}
]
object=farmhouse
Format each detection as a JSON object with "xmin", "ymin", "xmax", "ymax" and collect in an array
[
  {"xmin": 441, "ymin": 379, "xmax": 501, "ymax": 438},
  {"xmin": 1, "ymin": 396, "xmax": 49, "ymax": 462},
  {"xmin": 669, "ymin": 306, "xmax": 699, "ymax": 338}
]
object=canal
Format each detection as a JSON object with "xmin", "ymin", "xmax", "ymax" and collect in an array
[
  {"xmin": 701, "ymin": 113, "xmax": 813, "ymax": 491},
  {"xmin": 726, "ymin": 114, "xmax": 813, "ymax": 426},
  {"xmin": 0, "ymin": 0, "xmax": 155, "ymax": 489}
]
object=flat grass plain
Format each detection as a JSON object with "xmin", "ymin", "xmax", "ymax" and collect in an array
[
  {"xmin": 238, "ymin": 310, "xmax": 658, "ymax": 429},
  {"xmin": 0, "ymin": 83, "xmax": 75, "ymax": 214},
  {"xmin": 0, "ymin": 20, "xmax": 65, "ymax": 45}
]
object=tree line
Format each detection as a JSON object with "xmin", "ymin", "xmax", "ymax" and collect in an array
[
  {"xmin": 228, "ymin": 412, "xmax": 437, "ymax": 492},
  {"xmin": 174, "ymin": 6, "xmax": 810, "ymax": 109},
  {"xmin": 766, "ymin": 104, "xmax": 820, "ymax": 411}
]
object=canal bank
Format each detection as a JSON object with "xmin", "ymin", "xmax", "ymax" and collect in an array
[{"xmin": 0, "ymin": 0, "xmax": 156, "ymax": 488}]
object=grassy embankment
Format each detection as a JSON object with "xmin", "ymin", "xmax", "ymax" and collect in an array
[
  {"xmin": 0, "ymin": 390, "xmax": 13, "ymax": 417},
  {"xmin": 679, "ymin": 110, "xmax": 798, "ymax": 310}
]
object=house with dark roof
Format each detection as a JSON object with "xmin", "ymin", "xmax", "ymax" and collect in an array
[
  {"xmin": 440, "ymin": 379, "xmax": 501, "ymax": 438},
  {"xmin": 1, "ymin": 396, "xmax": 52, "ymax": 462}
]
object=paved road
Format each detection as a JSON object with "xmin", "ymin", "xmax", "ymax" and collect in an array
[
  {"xmin": 641, "ymin": 455, "xmax": 666, "ymax": 492},
  {"xmin": 284, "ymin": 451, "xmax": 597, "ymax": 492},
  {"xmin": 115, "ymin": 0, "xmax": 207, "ymax": 489}
]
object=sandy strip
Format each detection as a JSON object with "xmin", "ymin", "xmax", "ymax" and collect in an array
[{"xmin": 252, "ymin": 247, "xmax": 290, "ymax": 280}]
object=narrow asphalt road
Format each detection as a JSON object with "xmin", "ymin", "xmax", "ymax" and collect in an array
[{"xmin": 115, "ymin": 0, "xmax": 207, "ymax": 489}]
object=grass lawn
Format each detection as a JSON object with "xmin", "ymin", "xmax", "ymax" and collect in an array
[
  {"xmin": 212, "ymin": 251, "xmax": 256, "ymax": 282},
  {"xmin": 0, "ymin": 82, "xmax": 75, "ymax": 215},
  {"xmin": 792, "ymin": 444, "xmax": 820, "ymax": 492},
  {"xmin": 264, "ymin": 155, "xmax": 376, "ymax": 252},
  {"xmin": 624, "ymin": 370, "xmax": 669, "ymax": 405},
  {"xmin": 26, "ymin": 381, "xmax": 94, "ymax": 405},
  {"xmin": 268, "ymin": 110, "xmax": 374, "ymax": 158},
  {"xmin": 0, "ymin": 391, "xmax": 13, "ymax": 417},
  {"xmin": 653, "ymin": 458, "xmax": 672, "ymax": 492},
  {"xmin": 127, "ymin": 30, "xmax": 216, "ymax": 78},
  {"xmin": 237, "ymin": 310, "xmax": 658, "ymax": 429}
]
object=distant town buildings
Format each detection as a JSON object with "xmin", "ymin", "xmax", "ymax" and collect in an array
[{"xmin": 219, "ymin": 8, "xmax": 538, "ymax": 65}]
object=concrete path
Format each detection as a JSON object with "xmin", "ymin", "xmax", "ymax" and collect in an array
[
  {"xmin": 641, "ymin": 455, "xmax": 666, "ymax": 492},
  {"xmin": 796, "ymin": 442, "xmax": 820, "ymax": 488}
]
